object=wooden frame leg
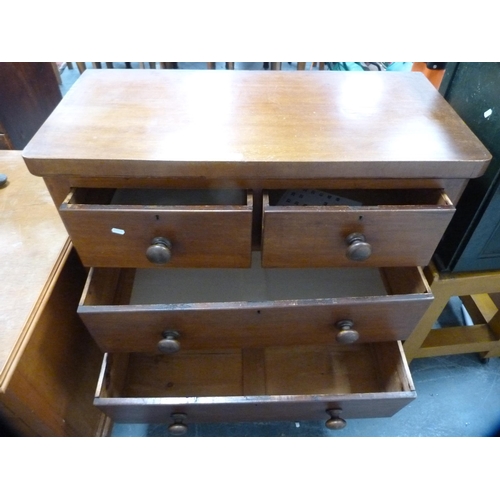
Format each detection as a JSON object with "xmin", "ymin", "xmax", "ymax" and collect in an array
[
  {"xmin": 404, "ymin": 263, "xmax": 500, "ymax": 363},
  {"xmin": 403, "ymin": 269, "xmax": 450, "ymax": 363},
  {"xmin": 51, "ymin": 63, "xmax": 62, "ymax": 85}
]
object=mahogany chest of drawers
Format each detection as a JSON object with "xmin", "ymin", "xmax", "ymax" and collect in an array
[{"xmin": 22, "ymin": 69, "xmax": 490, "ymax": 434}]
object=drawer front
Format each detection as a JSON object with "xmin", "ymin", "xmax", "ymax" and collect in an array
[
  {"xmin": 79, "ymin": 267, "xmax": 432, "ymax": 353},
  {"xmin": 59, "ymin": 189, "xmax": 253, "ymax": 268},
  {"xmin": 94, "ymin": 342, "xmax": 416, "ymax": 430},
  {"xmin": 262, "ymin": 190, "xmax": 455, "ymax": 267}
]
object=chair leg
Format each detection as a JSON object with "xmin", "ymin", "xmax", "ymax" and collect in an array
[
  {"xmin": 76, "ymin": 62, "xmax": 86, "ymax": 73},
  {"xmin": 226, "ymin": 62, "xmax": 234, "ymax": 70},
  {"xmin": 51, "ymin": 62, "xmax": 62, "ymax": 85},
  {"xmin": 92, "ymin": 62, "xmax": 102, "ymax": 69},
  {"xmin": 270, "ymin": 62, "xmax": 281, "ymax": 70},
  {"xmin": 207, "ymin": 62, "xmax": 216, "ymax": 69},
  {"xmin": 106, "ymin": 63, "xmax": 113, "ymax": 69},
  {"xmin": 297, "ymin": 62, "xmax": 306, "ymax": 70}
]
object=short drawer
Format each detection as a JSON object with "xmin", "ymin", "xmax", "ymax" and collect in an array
[
  {"xmin": 262, "ymin": 188, "xmax": 455, "ymax": 267},
  {"xmin": 78, "ymin": 253, "xmax": 433, "ymax": 352},
  {"xmin": 94, "ymin": 342, "xmax": 416, "ymax": 433},
  {"xmin": 60, "ymin": 188, "xmax": 253, "ymax": 268}
]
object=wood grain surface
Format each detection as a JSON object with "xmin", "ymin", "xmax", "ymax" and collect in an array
[
  {"xmin": 0, "ymin": 151, "xmax": 68, "ymax": 386},
  {"xmin": 94, "ymin": 342, "xmax": 415, "ymax": 424},
  {"xmin": 23, "ymin": 70, "xmax": 491, "ymax": 180}
]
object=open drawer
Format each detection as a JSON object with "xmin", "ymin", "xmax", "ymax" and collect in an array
[
  {"xmin": 78, "ymin": 253, "xmax": 433, "ymax": 352},
  {"xmin": 95, "ymin": 342, "xmax": 416, "ymax": 434},
  {"xmin": 59, "ymin": 188, "xmax": 253, "ymax": 268},
  {"xmin": 262, "ymin": 188, "xmax": 455, "ymax": 267}
]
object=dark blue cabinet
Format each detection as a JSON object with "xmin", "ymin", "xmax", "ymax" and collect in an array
[{"xmin": 434, "ymin": 62, "xmax": 500, "ymax": 272}]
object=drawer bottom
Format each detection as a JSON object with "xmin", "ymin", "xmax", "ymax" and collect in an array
[{"xmin": 95, "ymin": 342, "xmax": 415, "ymax": 433}]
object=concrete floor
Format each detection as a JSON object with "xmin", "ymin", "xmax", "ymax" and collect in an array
[{"xmin": 56, "ymin": 63, "xmax": 500, "ymax": 437}]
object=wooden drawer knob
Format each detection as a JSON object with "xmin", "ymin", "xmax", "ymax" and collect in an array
[
  {"xmin": 335, "ymin": 320, "xmax": 359, "ymax": 344},
  {"xmin": 345, "ymin": 233, "xmax": 372, "ymax": 261},
  {"xmin": 168, "ymin": 413, "xmax": 188, "ymax": 436},
  {"xmin": 158, "ymin": 330, "xmax": 181, "ymax": 354},
  {"xmin": 146, "ymin": 237, "xmax": 172, "ymax": 264},
  {"xmin": 325, "ymin": 409, "xmax": 347, "ymax": 430}
]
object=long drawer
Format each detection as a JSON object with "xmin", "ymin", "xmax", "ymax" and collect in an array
[
  {"xmin": 78, "ymin": 253, "xmax": 433, "ymax": 353},
  {"xmin": 95, "ymin": 342, "xmax": 416, "ymax": 434},
  {"xmin": 262, "ymin": 188, "xmax": 455, "ymax": 267},
  {"xmin": 59, "ymin": 188, "xmax": 253, "ymax": 268}
]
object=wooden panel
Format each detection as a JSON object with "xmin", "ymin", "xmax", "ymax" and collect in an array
[
  {"xmin": 78, "ymin": 266, "xmax": 432, "ymax": 352},
  {"xmin": 22, "ymin": 70, "xmax": 490, "ymax": 180},
  {"xmin": 242, "ymin": 349, "xmax": 267, "ymax": 396},
  {"xmin": 262, "ymin": 190, "xmax": 455, "ymax": 267},
  {"xmin": 1, "ymin": 249, "xmax": 105, "ymax": 436},
  {"xmin": 0, "ymin": 151, "xmax": 104, "ymax": 436},
  {"xmin": 0, "ymin": 151, "xmax": 68, "ymax": 386},
  {"xmin": 59, "ymin": 190, "xmax": 253, "ymax": 268},
  {"xmin": 94, "ymin": 342, "xmax": 415, "ymax": 425},
  {"xmin": 0, "ymin": 63, "xmax": 62, "ymax": 150},
  {"xmin": 418, "ymin": 325, "xmax": 500, "ymax": 357},
  {"xmin": 0, "ymin": 133, "xmax": 11, "ymax": 150}
]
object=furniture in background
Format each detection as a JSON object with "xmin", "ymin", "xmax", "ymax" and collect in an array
[
  {"xmin": 22, "ymin": 70, "xmax": 489, "ymax": 435},
  {"xmin": 434, "ymin": 63, "xmax": 500, "ymax": 274},
  {"xmin": 75, "ymin": 62, "xmax": 131, "ymax": 72},
  {"xmin": 412, "ymin": 62, "xmax": 447, "ymax": 89},
  {"xmin": 404, "ymin": 63, "xmax": 500, "ymax": 363},
  {"xmin": 403, "ymin": 262, "xmax": 500, "ymax": 363},
  {"xmin": 0, "ymin": 151, "xmax": 106, "ymax": 436},
  {"xmin": 74, "ymin": 62, "xmax": 233, "ymax": 71},
  {"xmin": 0, "ymin": 63, "xmax": 62, "ymax": 150}
]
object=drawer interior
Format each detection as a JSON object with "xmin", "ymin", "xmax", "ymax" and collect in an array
[
  {"xmin": 266, "ymin": 188, "xmax": 452, "ymax": 207},
  {"xmin": 81, "ymin": 253, "xmax": 430, "ymax": 307},
  {"xmin": 65, "ymin": 187, "xmax": 249, "ymax": 207},
  {"xmin": 98, "ymin": 342, "xmax": 414, "ymax": 400},
  {"xmin": 129, "ymin": 252, "xmax": 388, "ymax": 304}
]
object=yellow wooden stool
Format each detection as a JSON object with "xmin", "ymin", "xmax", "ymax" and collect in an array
[{"xmin": 404, "ymin": 261, "xmax": 500, "ymax": 363}]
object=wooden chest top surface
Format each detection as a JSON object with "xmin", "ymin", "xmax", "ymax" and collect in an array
[
  {"xmin": 0, "ymin": 151, "xmax": 69, "ymax": 389},
  {"xmin": 22, "ymin": 70, "xmax": 490, "ymax": 180}
]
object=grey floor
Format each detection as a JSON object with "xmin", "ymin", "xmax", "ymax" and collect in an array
[{"xmin": 57, "ymin": 63, "xmax": 500, "ymax": 438}]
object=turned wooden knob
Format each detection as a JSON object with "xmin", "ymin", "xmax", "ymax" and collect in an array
[
  {"xmin": 345, "ymin": 233, "xmax": 372, "ymax": 261},
  {"xmin": 158, "ymin": 330, "xmax": 181, "ymax": 354},
  {"xmin": 325, "ymin": 409, "xmax": 347, "ymax": 430},
  {"xmin": 168, "ymin": 413, "xmax": 188, "ymax": 436},
  {"xmin": 335, "ymin": 320, "xmax": 359, "ymax": 344},
  {"xmin": 146, "ymin": 237, "xmax": 172, "ymax": 264}
]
